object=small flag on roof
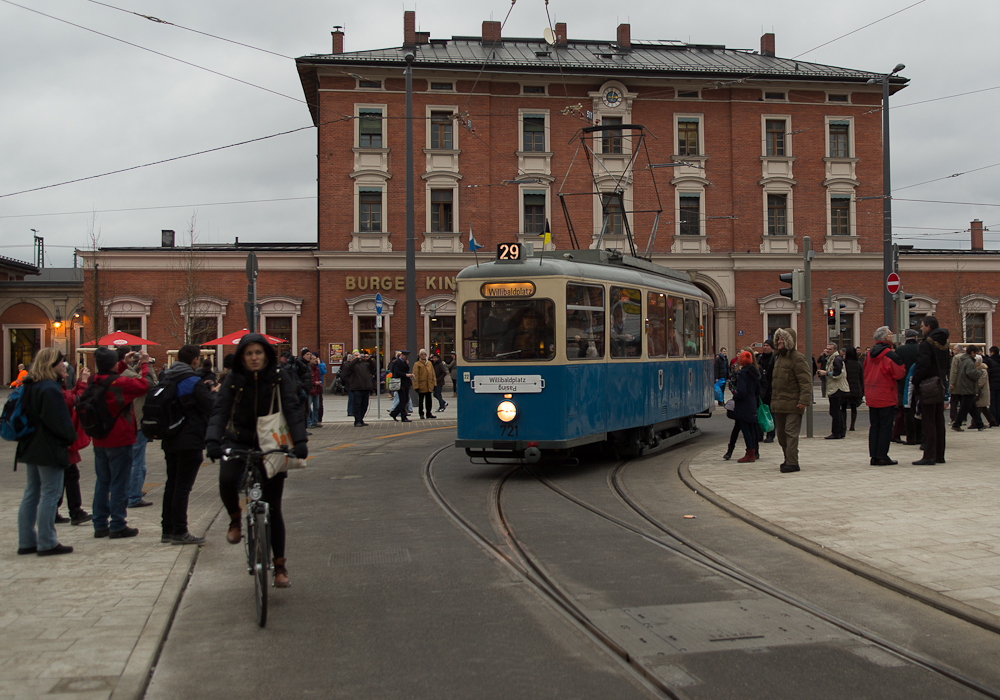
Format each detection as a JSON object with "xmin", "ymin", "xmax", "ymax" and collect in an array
[
  {"xmin": 538, "ymin": 219, "xmax": 551, "ymax": 246},
  {"xmin": 468, "ymin": 225, "xmax": 484, "ymax": 252}
]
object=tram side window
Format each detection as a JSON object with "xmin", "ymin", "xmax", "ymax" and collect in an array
[
  {"xmin": 462, "ymin": 299, "xmax": 556, "ymax": 361},
  {"xmin": 646, "ymin": 292, "xmax": 667, "ymax": 358},
  {"xmin": 566, "ymin": 283, "xmax": 605, "ymax": 360},
  {"xmin": 667, "ymin": 296, "xmax": 684, "ymax": 357},
  {"xmin": 610, "ymin": 286, "xmax": 642, "ymax": 359},
  {"xmin": 684, "ymin": 299, "xmax": 700, "ymax": 357}
]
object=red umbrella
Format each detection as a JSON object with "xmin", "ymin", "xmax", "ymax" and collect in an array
[
  {"xmin": 81, "ymin": 331, "xmax": 160, "ymax": 347},
  {"xmin": 201, "ymin": 329, "xmax": 288, "ymax": 346}
]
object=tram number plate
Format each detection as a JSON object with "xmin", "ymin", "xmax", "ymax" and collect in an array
[
  {"xmin": 472, "ymin": 375, "xmax": 544, "ymax": 393},
  {"xmin": 497, "ymin": 243, "xmax": 522, "ymax": 260}
]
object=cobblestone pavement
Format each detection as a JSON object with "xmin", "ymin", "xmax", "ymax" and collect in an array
[
  {"xmin": 687, "ymin": 406, "xmax": 1000, "ymax": 625},
  {"xmin": 0, "ymin": 389, "xmax": 456, "ymax": 700}
]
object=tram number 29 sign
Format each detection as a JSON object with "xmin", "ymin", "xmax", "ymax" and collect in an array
[{"xmin": 497, "ymin": 243, "xmax": 522, "ymax": 260}]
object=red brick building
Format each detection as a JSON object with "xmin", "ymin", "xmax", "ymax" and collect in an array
[{"xmin": 74, "ymin": 12, "xmax": 1000, "ymax": 372}]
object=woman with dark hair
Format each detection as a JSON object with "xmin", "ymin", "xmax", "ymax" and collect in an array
[
  {"xmin": 843, "ymin": 346, "xmax": 865, "ymax": 432},
  {"xmin": 206, "ymin": 334, "xmax": 308, "ymax": 588},
  {"xmin": 16, "ymin": 348, "xmax": 80, "ymax": 556}
]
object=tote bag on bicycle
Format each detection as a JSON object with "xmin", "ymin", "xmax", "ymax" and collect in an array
[{"xmin": 257, "ymin": 386, "xmax": 307, "ymax": 479}]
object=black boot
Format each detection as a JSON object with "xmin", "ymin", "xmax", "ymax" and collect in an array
[{"xmin": 723, "ymin": 447, "xmax": 734, "ymax": 460}]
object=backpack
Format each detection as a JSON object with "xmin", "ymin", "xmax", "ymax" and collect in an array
[
  {"xmin": 77, "ymin": 374, "xmax": 122, "ymax": 439},
  {"xmin": 0, "ymin": 381, "xmax": 34, "ymax": 442},
  {"xmin": 140, "ymin": 377, "xmax": 186, "ymax": 440}
]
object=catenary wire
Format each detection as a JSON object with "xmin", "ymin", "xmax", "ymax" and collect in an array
[
  {"xmin": 0, "ymin": 0, "xmax": 305, "ymax": 103},
  {"xmin": 78, "ymin": 0, "xmax": 294, "ymax": 59},
  {"xmin": 0, "ymin": 196, "xmax": 316, "ymax": 219}
]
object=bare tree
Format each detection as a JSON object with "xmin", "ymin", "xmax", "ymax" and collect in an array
[
  {"xmin": 80, "ymin": 213, "xmax": 114, "ymax": 347},
  {"xmin": 165, "ymin": 213, "xmax": 209, "ymax": 345}
]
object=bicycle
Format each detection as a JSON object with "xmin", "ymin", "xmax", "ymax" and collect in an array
[{"xmin": 224, "ymin": 446, "xmax": 288, "ymax": 627}]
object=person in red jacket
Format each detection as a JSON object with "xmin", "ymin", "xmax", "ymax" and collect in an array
[
  {"xmin": 864, "ymin": 326, "xmax": 907, "ymax": 466},
  {"xmin": 90, "ymin": 346, "xmax": 151, "ymax": 539}
]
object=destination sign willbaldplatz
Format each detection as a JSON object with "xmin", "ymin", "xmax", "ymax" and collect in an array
[{"xmin": 471, "ymin": 375, "xmax": 545, "ymax": 393}]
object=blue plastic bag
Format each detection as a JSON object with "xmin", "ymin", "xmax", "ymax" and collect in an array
[{"xmin": 714, "ymin": 378, "xmax": 724, "ymax": 403}]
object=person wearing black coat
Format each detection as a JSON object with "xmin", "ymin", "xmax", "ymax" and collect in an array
[
  {"xmin": 432, "ymin": 354, "xmax": 449, "ymax": 412},
  {"xmin": 892, "ymin": 330, "xmax": 921, "ymax": 444},
  {"xmin": 388, "ymin": 351, "xmax": 414, "ymax": 422},
  {"xmin": 206, "ymin": 333, "xmax": 307, "ymax": 588},
  {"xmin": 16, "ymin": 348, "xmax": 79, "ymax": 556},
  {"xmin": 732, "ymin": 351, "xmax": 762, "ymax": 463},
  {"xmin": 343, "ymin": 352, "xmax": 375, "ymax": 426},
  {"xmin": 758, "ymin": 340, "xmax": 776, "ymax": 442},
  {"xmin": 843, "ymin": 347, "xmax": 865, "ymax": 433},
  {"xmin": 910, "ymin": 317, "xmax": 951, "ymax": 465},
  {"xmin": 158, "ymin": 344, "xmax": 217, "ymax": 545},
  {"xmin": 987, "ymin": 347, "xmax": 1000, "ymax": 423}
]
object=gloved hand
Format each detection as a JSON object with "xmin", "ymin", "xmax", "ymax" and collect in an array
[
  {"xmin": 292, "ymin": 443, "xmax": 308, "ymax": 460},
  {"xmin": 206, "ymin": 441, "xmax": 222, "ymax": 461}
]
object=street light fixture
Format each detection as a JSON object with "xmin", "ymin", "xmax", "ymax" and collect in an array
[{"xmin": 868, "ymin": 63, "xmax": 905, "ymax": 328}]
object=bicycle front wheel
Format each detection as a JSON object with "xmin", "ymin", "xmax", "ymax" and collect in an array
[{"xmin": 252, "ymin": 505, "xmax": 269, "ymax": 627}]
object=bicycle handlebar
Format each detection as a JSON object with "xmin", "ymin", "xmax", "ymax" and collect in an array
[{"xmin": 224, "ymin": 446, "xmax": 290, "ymax": 458}]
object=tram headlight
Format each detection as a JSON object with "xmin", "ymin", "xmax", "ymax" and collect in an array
[{"xmin": 497, "ymin": 400, "xmax": 517, "ymax": 423}]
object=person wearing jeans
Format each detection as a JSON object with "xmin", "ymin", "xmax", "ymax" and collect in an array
[
  {"xmin": 16, "ymin": 348, "xmax": 80, "ymax": 556},
  {"xmin": 90, "ymin": 347, "xmax": 151, "ymax": 539}
]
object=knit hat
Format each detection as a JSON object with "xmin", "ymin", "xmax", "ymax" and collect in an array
[
  {"xmin": 738, "ymin": 350, "xmax": 753, "ymax": 366},
  {"xmin": 763, "ymin": 338, "xmax": 775, "ymax": 350},
  {"xmin": 95, "ymin": 347, "xmax": 118, "ymax": 374}
]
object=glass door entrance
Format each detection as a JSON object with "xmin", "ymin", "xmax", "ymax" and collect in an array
[{"xmin": 9, "ymin": 328, "xmax": 40, "ymax": 383}]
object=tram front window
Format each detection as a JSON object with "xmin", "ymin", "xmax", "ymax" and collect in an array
[{"xmin": 462, "ymin": 300, "xmax": 556, "ymax": 361}]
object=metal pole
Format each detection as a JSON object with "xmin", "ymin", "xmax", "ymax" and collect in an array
[
  {"xmin": 803, "ymin": 236, "xmax": 813, "ymax": 438},
  {"xmin": 405, "ymin": 52, "xmax": 417, "ymax": 356},
  {"xmin": 376, "ymin": 318, "xmax": 381, "ymax": 420},
  {"xmin": 882, "ymin": 74, "xmax": 894, "ymax": 329}
]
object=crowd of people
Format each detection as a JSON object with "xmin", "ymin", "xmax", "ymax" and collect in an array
[
  {"xmin": 13, "ymin": 335, "xmax": 308, "ymax": 589},
  {"xmin": 714, "ymin": 316, "xmax": 995, "ymax": 473}
]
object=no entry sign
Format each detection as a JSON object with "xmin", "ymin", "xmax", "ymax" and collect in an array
[{"xmin": 886, "ymin": 272, "xmax": 900, "ymax": 294}]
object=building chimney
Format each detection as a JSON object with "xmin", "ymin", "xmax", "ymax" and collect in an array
[
  {"xmin": 482, "ymin": 20, "xmax": 502, "ymax": 44},
  {"xmin": 972, "ymin": 219, "xmax": 984, "ymax": 251},
  {"xmin": 415, "ymin": 31, "xmax": 430, "ymax": 45},
  {"xmin": 555, "ymin": 22, "xmax": 567, "ymax": 46},
  {"xmin": 331, "ymin": 26, "xmax": 344, "ymax": 54},
  {"xmin": 404, "ymin": 10, "xmax": 416, "ymax": 47},
  {"xmin": 761, "ymin": 32, "xmax": 775, "ymax": 57},
  {"xmin": 617, "ymin": 23, "xmax": 631, "ymax": 50},
  {"xmin": 161, "ymin": 230, "xmax": 175, "ymax": 248}
]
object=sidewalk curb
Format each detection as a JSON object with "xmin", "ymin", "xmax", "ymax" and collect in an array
[
  {"xmin": 678, "ymin": 460, "xmax": 1000, "ymax": 637},
  {"xmin": 109, "ymin": 505, "xmax": 225, "ymax": 700}
]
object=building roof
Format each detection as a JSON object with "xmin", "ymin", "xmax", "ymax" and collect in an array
[
  {"xmin": 298, "ymin": 36, "xmax": 908, "ymax": 85},
  {"xmin": 0, "ymin": 254, "xmax": 40, "ymax": 276}
]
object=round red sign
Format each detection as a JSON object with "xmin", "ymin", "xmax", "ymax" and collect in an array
[{"xmin": 886, "ymin": 272, "xmax": 900, "ymax": 294}]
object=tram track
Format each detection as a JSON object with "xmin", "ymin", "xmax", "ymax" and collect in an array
[{"xmin": 424, "ymin": 442, "xmax": 1000, "ymax": 699}]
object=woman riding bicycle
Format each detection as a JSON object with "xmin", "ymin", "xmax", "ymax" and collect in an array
[{"xmin": 206, "ymin": 334, "xmax": 308, "ymax": 588}]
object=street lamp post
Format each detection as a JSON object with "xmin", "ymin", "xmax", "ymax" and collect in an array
[
  {"xmin": 871, "ymin": 64, "xmax": 905, "ymax": 329},
  {"xmin": 404, "ymin": 51, "xmax": 417, "ymax": 354}
]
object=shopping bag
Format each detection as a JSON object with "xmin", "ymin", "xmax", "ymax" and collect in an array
[
  {"xmin": 757, "ymin": 398, "xmax": 774, "ymax": 433},
  {"xmin": 714, "ymin": 378, "xmax": 724, "ymax": 403},
  {"xmin": 257, "ymin": 387, "xmax": 307, "ymax": 478}
]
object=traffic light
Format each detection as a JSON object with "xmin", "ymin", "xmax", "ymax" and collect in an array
[
  {"xmin": 779, "ymin": 270, "xmax": 804, "ymax": 302},
  {"xmin": 827, "ymin": 308, "xmax": 836, "ymax": 326}
]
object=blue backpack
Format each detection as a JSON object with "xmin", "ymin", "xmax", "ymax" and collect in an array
[{"xmin": 0, "ymin": 381, "xmax": 34, "ymax": 442}]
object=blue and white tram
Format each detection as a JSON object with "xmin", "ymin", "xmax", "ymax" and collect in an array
[{"xmin": 455, "ymin": 248, "xmax": 715, "ymax": 462}]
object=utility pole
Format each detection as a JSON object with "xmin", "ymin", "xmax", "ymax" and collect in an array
[{"xmin": 803, "ymin": 236, "xmax": 814, "ymax": 438}]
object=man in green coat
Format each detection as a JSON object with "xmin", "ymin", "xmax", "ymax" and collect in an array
[{"xmin": 770, "ymin": 328, "xmax": 812, "ymax": 473}]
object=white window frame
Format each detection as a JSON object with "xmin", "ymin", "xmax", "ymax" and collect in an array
[
  {"xmin": 675, "ymin": 190, "xmax": 705, "ymax": 237},
  {"xmin": 518, "ymin": 109, "xmax": 550, "ymax": 153},
  {"xmin": 102, "ymin": 296, "xmax": 153, "ymax": 349},
  {"xmin": 674, "ymin": 114, "xmax": 704, "ymax": 157},
  {"xmin": 345, "ymin": 294, "xmax": 396, "ymax": 355},
  {"xmin": 763, "ymin": 189, "xmax": 793, "ymax": 237},
  {"xmin": 355, "ymin": 103, "xmax": 387, "ymax": 149},
  {"xmin": 425, "ymin": 180, "xmax": 460, "ymax": 234},
  {"xmin": 757, "ymin": 295, "xmax": 800, "ymax": 342},
  {"xmin": 520, "ymin": 186, "xmax": 550, "ymax": 238},
  {"xmin": 425, "ymin": 105, "xmax": 458, "ymax": 151},
  {"xmin": 960, "ymin": 294, "xmax": 999, "ymax": 347},
  {"xmin": 259, "ymin": 296, "xmax": 303, "ymax": 352},
  {"xmin": 825, "ymin": 116, "xmax": 855, "ymax": 158},
  {"xmin": 761, "ymin": 114, "xmax": 792, "ymax": 158},
  {"xmin": 827, "ymin": 193, "xmax": 855, "ymax": 237},
  {"xmin": 355, "ymin": 184, "xmax": 386, "ymax": 234}
]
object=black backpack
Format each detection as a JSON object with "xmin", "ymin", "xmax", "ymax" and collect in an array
[
  {"xmin": 77, "ymin": 374, "xmax": 122, "ymax": 439},
  {"xmin": 140, "ymin": 377, "xmax": 186, "ymax": 440}
]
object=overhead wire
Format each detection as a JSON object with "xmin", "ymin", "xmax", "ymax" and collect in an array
[
  {"xmin": 0, "ymin": 0, "xmax": 305, "ymax": 103},
  {"xmin": 79, "ymin": 0, "xmax": 294, "ymax": 59},
  {"xmin": 0, "ymin": 196, "xmax": 316, "ymax": 219}
]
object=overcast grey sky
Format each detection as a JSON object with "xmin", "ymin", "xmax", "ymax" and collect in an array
[{"xmin": 1, "ymin": 0, "xmax": 996, "ymax": 268}]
